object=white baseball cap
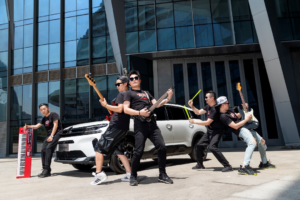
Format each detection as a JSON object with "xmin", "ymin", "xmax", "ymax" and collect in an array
[{"xmin": 216, "ymin": 96, "xmax": 228, "ymax": 106}]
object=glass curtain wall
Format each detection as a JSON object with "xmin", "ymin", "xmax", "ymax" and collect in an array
[
  {"xmin": 10, "ymin": 85, "xmax": 32, "ymax": 153},
  {"xmin": 0, "ymin": 0, "xmax": 8, "ymax": 122},
  {"xmin": 13, "ymin": 0, "xmax": 34, "ymax": 75},
  {"xmin": 187, "ymin": 63, "xmax": 200, "ymax": 108},
  {"xmin": 37, "ymin": 0, "xmax": 61, "ymax": 71},
  {"xmin": 231, "ymin": 0, "xmax": 258, "ymax": 44},
  {"xmin": 124, "ymin": 0, "xmax": 237, "ymax": 54},
  {"xmin": 92, "ymin": 0, "xmax": 115, "ymax": 64},
  {"xmin": 173, "ymin": 64, "xmax": 185, "ymax": 105},
  {"xmin": 275, "ymin": 0, "xmax": 300, "ymax": 41}
]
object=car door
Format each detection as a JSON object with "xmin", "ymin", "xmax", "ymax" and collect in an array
[
  {"xmin": 144, "ymin": 106, "xmax": 174, "ymax": 151},
  {"xmin": 165, "ymin": 105, "xmax": 191, "ymax": 145}
]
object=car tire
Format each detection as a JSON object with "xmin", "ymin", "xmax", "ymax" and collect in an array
[
  {"xmin": 190, "ymin": 139, "xmax": 208, "ymax": 161},
  {"xmin": 110, "ymin": 139, "xmax": 135, "ymax": 174},
  {"xmin": 72, "ymin": 164, "xmax": 94, "ymax": 170}
]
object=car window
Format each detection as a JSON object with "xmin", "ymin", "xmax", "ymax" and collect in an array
[
  {"xmin": 166, "ymin": 106, "xmax": 187, "ymax": 120},
  {"xmin": 154, "ymin": 106, "xmax": 167, "ymax": 121}
]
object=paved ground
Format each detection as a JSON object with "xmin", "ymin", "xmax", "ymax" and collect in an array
[{"xmin": 1, "ymin": 147, "xmax": 300, "ymax": 200}]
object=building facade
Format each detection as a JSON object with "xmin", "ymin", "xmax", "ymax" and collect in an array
[{"xmin": 1, "ymin": 0, "xmax": 300, "ymax": 157}]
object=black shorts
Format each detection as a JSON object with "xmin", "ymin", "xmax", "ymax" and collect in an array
[{"xmin": 94, "ymin": 127, "xmax": 128, "ymax": 155}]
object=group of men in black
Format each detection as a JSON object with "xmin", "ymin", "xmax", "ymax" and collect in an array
[{"xmin": 24, "ymin": 69, "xmax": 276, "ymax": 186}]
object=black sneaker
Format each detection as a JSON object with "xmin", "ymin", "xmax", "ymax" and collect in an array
[
  {"xmin": 259, "ymin": 161, "xmax": 276, "ymax": 169},
  {"xmin": 129, "ymin": 176, "xmax": 139, "ymax": 186},
  {"xmin": 192, "ymin": 163, "xmax": 205, "ymax": 170},
  {"xmin": 39, "ymin": 169, "xmax": 51, "ymax": 178},
  {"xmin": 238, "ymin": 165, "xmax": 257, "ymax": 176},
  {"xmin": 158, "ymin": 173, "xmax": 173, "ymax": 184},
  {"xmin": 222, "ymin": 165, "xmax": 233, "ymax": 172}
]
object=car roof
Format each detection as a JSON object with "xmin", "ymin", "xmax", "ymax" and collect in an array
[{"xmin": 165, "ymin": 103, "xmax": 193, "ymax": 111}]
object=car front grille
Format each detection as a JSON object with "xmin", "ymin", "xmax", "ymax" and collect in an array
[{"xmin": 56, "ymin": 151, "xmax": 86, "ymax": 160}]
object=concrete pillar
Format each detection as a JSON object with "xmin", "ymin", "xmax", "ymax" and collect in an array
[
  {"xmin": 249, "ymin": 0, "xmax": 300, "ymax": 145},
  {"xmin": 104, "ymin": 0, "xmax": 127, "ymax": 74}
]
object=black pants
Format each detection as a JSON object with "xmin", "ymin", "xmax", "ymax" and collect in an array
[
  {"xmin": 197, "ymin": 131, "xmax": 230, "ymax": 167},
  {"xmin": 131, "ymin": 121, "xmax": 166, "ymax": 178},
  {"xmin": 41, "ymin": 134, "xmax": 60, "ymax": 171}
]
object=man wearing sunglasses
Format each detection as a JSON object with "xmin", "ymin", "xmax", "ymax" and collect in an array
[
  {"xmin": 91, "ymin": 76, "xmax": 132, "ymax": 185},
  {"xmin": 23, "ymin": 103, "xmax": 62, "ymax": 178},
  {"xmin": 217, "ymin": 96, "xmax": 276, "ymax": 176},
  {"xmin": 124, "ymin": 70, "xmax": 173, "ymax": 186},
  {"xmin": 188, "ymin": 91, "xmax": 233, "ymax": 172}
]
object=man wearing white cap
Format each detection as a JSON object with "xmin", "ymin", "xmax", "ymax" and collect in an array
[{"xmin": 217, "ymin": 96, "xmax": 276, "ymax": 176}]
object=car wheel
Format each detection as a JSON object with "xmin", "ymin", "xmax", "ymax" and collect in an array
[
  {"xmin": 110, "ymin": 139, "xmax": 135, "ymax": 174},
  {"xmin": 190, "ymin": 139, "xmax": 208, "ymax": 161},
  {"xmin": 72, "ymin": 164, "xmax": 94, "ymax": 170}
]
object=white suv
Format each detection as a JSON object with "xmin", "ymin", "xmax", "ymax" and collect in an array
[{"xmin": 55, "ymin": 104, "xmax": 207, "ymax": 174}]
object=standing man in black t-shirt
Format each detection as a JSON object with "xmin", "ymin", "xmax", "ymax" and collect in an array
[
  {"xmin": 188, "ymin": 91, "xmax": 232, "ymax": 172},
  {"xmin": 91, "ymin": 76, "xmax": 131, "ymax": 185},
  {"xmin": 217, "ymin": 96, "xmax": 276, "ymax": 176},
  {"xmin": 124, "ymin": 70, "xmax": 173, "ymax": 186},
  {"xmin": 23, "ymin": 103, "xmax": 63, "ymax": 178}
]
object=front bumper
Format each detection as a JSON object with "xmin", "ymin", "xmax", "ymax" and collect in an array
[{"xmin": 54, "ymin": 154, "xmax": 110, "ymax": 166}]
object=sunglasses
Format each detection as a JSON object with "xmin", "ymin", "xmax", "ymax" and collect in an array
[
  {"xmin": 129, "ymin": 76, "xmax": 139, "ymax": 82},
  {"xmin": 205, "ymin": 97, "xmax": 209, "ymax": 99},
  {"xmin": 115, "ymin": 83, "xmax": 123, "ymax": 87},
  {"xmin": 223, "ymin": 102, "xmax": 230, "ymax": 105}
]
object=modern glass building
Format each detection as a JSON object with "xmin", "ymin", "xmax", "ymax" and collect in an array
[{"xmin": 1, "ymin": 0, "xmax": 300, "ymax": 156}]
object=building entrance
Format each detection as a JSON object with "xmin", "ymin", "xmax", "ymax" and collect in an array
[{"xmin": 155, "ymin": 54, "xmax": 284, "ymax": 147}]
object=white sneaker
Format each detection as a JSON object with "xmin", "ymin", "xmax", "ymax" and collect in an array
[
  {"xmin": 90, "ymin": 172, "xmax": 108, "ymax": 185},
  {"xmin": 121, "ymin": 173, "xmax": 131, "ymax": 182}
]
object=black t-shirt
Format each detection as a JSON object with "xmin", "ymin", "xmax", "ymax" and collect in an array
[
  {"xmin": 109, "ymin": 92, "xmax": 131, "ymax": 131},
  {"xmin": 220, "ymin": 110, "xmax": 241, "ymax": 136},
  {"xmin": 123, "ymin": 89, "xmax": 154, "ymax": 111},
  {"xmin": 202, "ymin": 104, "xmax": 224, "ymax": 135},
  {"xmin": 39, "ymin": 112, "xmax": 63, "ymax": 136}
]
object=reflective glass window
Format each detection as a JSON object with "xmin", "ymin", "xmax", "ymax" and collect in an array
[
  {"xmin": 77, "ymin": 39, "xmax": 89, "ymax": 60},
  {"xmin": 187, "ymin": 63, "xmax": 200, "ymax": 108},
  {"xmin": 195, "ymin": 24, "xmax": 213, "ymax": 47},
  {"xmin": 174, "ymin": 1, "xmax": 192, "ymax": 27},
  {"xmin": 50, "ymin": 0, "xmax": 61, "ymax": 15},
  {"xmin": 215, "ymin": 61, "xmax": 227, "ymax": 96},
  {"xmin": 201, "ymin": 62, "xmax": 213, "ymax": 100},
  {"xmin": 39, "ymin": 0, "xmax": 50, "ymax": 17},
  {"xmin": 0, "ymin": 29, "xmax": 8, "ymax": 51},
  {"xmin": 49, "ymin": 43, "xmax": 60, "ymax": 64},
  {"xmin": 175, "ymin": 26, "xmax": 194, "ymax": 49},
  {"xmin": 77, "ymin": 79, "xmax": 89, "ymax": 119},
  {"xmin": 139, "ymin": 30, "xmax": 156, "ymax": 52},
  {"xmin": 0, "ymin": 52, "xmax": 8, "ymax": 71},
  {"xmin": 107, "ymin": 75, "xmax": 119, "ymax": 103},
  {"xmin": 14, "ymin": 26, "xmax": 24, "ymax": 49},
  {"xmin": 50, "ymin": 20, "xmax": 60, "ymax": 43},
  {"xmin": 14, "ymin": 0, "xmax": 24, "ymax": 21},
  {"xmin": 11, "ymin": 86, "xmax": 22, "ymax": 120},
  {"xmin": 24, "ymin": 24, "xmax": 33, "ymax": 48},
  {"xmin": 65, "ymin": 0, "xmax": 76, "ymax": 12},
  {"xmin": 93, "ymin": 11, "xmax": 106, "ymax": 37},
  {"xmin": 77, "ymin": 15, "xmax": 89, "ymax": 40},
  {"xmin": 49, "ymin": 81, "xmax": 60, "ymax": 114},
  {"xmin": 278, "ymin": 18, "xmax": 293, "ymax": 41},
  {"xmin": 24, "ymin": 0, "xmax": 34, "ymax": 19},
  {"xmin": 23, "ymin": 47, "xmax": 33, "ymax": 67},
  {"xmin": 126, "ymin": 32, "xmax": 138, "ymax": 53},
  {"xmin": 13, "ymin": 49, "xmax": 23, "ymax": 69},
  {"xmin": 173, "ymin": 64, "xmax": 185, "ymax": 105},
  {"xmin": 38, "ymin": 21, "xmax": 49, "ymax": 45},
  {"xmin": 77, "ymin": 0, "xmax": 89, "ymax": 10},
  {"xmin": 65, "ymin": 41, "xmax": 77, "ymax": 61},
  {"xmin": 93, "ymin": 0, "xmax": 104, "ymax": 8},
  {"xmin": 211, "ymin": 0, "xmax": 230, "ymax": 23},
  {"xmin": 288, "ymin": 0, "xmax": 300, "ymax": 17},
  {"xmin": 65, "ymin": 17, "xmax": 76, "ymax": 41},
  {"xmin": 157, "ymin": 28, "xmax": 175, "ymax": 50},
  {"xmin": 0, "ymin": 0, "xmax": 8, "ymax": 24},
  {"xmin": 64, "ymin": 79, "xmax": 76, "ymax": 120},
  {"xmin": 38, "ymin": 45, "xmax": 49, "ymax": 65},
  {"xmin": 125, "ymin": 7, "xmax": 138, "ymax": 32},
  {"xmin": 213, "ymin": 23, "xmax": 233, "ymax": 45},
  {"xmin": 291, "ymin": 18, "xmax": 300, "ymax": 40},
  {"xmin": 106, "ymin": 36, "xmax": 113, "ymax": 57},
  {"xmin": 156, "ymin": 3, "xmax": 174, "ymax": 28},
  {"xmin": 234, "ymin": 21, "xmax": 254, "ymax": 44},
  {"xmin": 229, "ymin": 60, "xmax": 241, "ymax": 106},
  {"xmin": 138, "ymin": 5, "xmax": 155, "ymax": 30},
  {"xmin": 37, "ymin": 82, "xmax": 48, "ymax": 119},
  {"xmin": 93, "ymin": 37, "xmax": 106, "ymax": 58},
  {"xmin": 156, "ymin": 0, "xmax": 172, "ymax": 3},
  {"xmin": 193, "ymin": 0, "xmax": 212, "ymax": 25},
  {"xmin": 275, "ymin": 0, "xmax": 289, "ymax": 18},
  {"xmin": 231, "ymin": 0, "xmax": 251, "ymax": 21},
  {"xmin": 22, "ymin": 84, "xmax": 32, "ymax": 119}
]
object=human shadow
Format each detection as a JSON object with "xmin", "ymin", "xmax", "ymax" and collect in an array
[{"xmin": 138, "ymin": 176, "xmax": 188, "ymax": 185}]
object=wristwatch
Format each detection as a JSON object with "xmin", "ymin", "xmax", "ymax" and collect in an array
[{"xmin": 50, "ymin": 135, "xmax": 54, "ymax": 138}]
